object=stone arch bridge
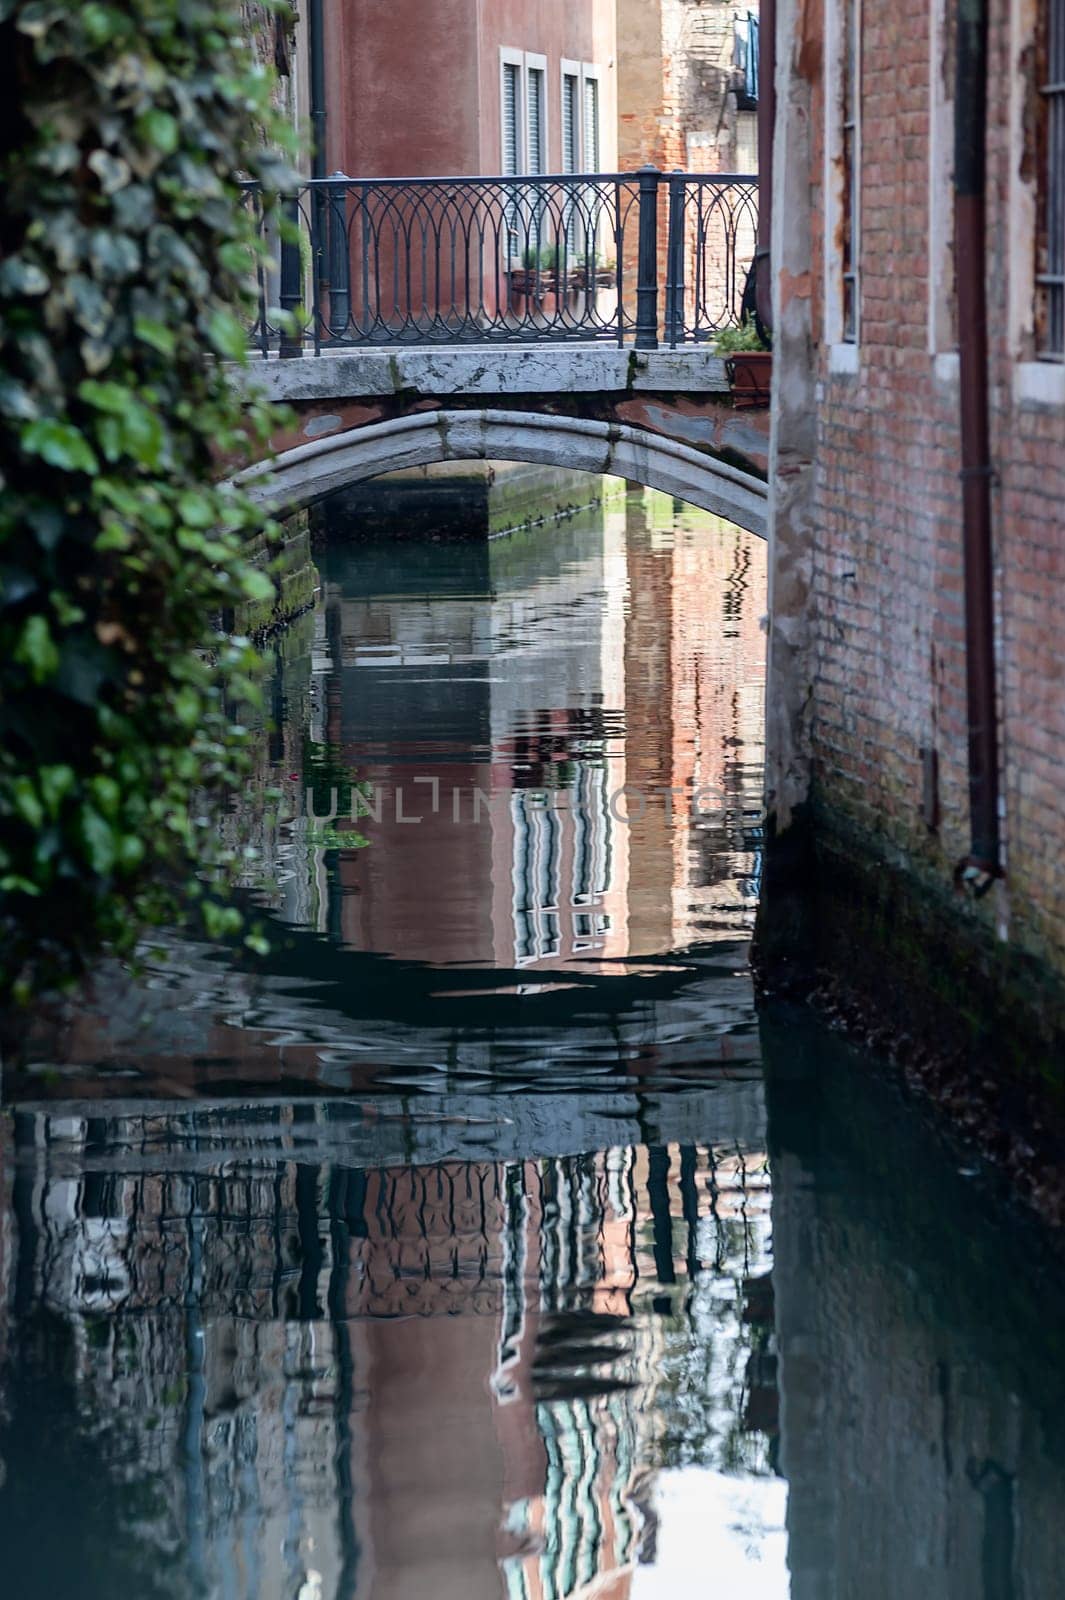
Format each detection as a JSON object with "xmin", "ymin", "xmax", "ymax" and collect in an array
[
  {"xmin": 227, "ymin": 169, "xmax": 768, "ymax": 534},
  {"xmin": 231, "ymin": 345, "xmax": 771, "ymax": 538}
]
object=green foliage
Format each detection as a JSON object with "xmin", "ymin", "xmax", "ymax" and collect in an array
[
  {"xmin": 711, "ymin": 319, "xmax": 772, "ymax": 354},
  {"xmin": 0, "ymin": 0, "xmax": 298, "ymax": 996}
]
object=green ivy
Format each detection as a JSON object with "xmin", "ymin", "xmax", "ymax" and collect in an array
[{"xmin": 0, "ymin": 0, "xmax": 297, "ymax": 997}]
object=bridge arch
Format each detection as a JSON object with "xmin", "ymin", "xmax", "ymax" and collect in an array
[{"xmin": 236, "ymin": 408, "xmax": 768, "ymax": 538}]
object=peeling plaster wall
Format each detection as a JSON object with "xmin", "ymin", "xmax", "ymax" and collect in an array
[
  {"xmin": 764, "ymin": 0, "xmax": 817, "ymax": 832},
  {"xmin": 618, "ymin": 0, "xmax": 760, "ymax": 175}
]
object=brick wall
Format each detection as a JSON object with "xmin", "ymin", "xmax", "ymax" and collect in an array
[
  {"xmin": 618, "ymin": 0, "xmax": 760, "ymax": 176},
  {"xmin": 799, "ymin": 0, "xmax": 1065, "ymax": 983}
]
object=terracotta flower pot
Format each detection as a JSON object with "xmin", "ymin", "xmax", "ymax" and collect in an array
[{"xmin": 726, "ymin": 350, "xmax": 772, "ymax": 408}]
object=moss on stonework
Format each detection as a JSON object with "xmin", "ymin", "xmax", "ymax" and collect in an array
[
  {"xmin": 755, "ymin": 800, "xmax": 1065, "ymax": 1107},
  {"xmin": 235, "ymin": 510, "xmax": 319, "ymax": 637}
]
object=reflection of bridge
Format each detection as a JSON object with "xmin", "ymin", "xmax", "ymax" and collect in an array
[{"xmin": 230, "ymin": 173, "xmax": 770, "ymax": 534}]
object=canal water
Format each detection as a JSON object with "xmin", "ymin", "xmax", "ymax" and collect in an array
[{"xmin": 1, "ymin": 485, "xmax": 1063, "ymax": 1598}]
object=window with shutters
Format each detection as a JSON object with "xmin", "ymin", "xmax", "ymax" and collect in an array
[
  {"xmin": 500, "ymin": 50, "xmax": 524, "ymax": 263},
  {"xmin": 582, "ymin": 73, "xmax": 600, "ymax": 174},
  {"xmin": 526, "ymin": 62, "xmax": 546, "ymax": 175},
  {"xmin": 1039, "ymin": 0, "xmax": 1065, "ymax": 355},
  {"xmin": 561, "ymin": 69, "xmax": 579, "ymax": 173},
  {"xmin": 501, "ymin": 56, "xmax": 522, "ymax": 177}
]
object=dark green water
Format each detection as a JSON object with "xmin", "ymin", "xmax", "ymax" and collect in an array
[{"xmin": 1, "ymin": 490, "xmax": 1062, "ymax": 1599}]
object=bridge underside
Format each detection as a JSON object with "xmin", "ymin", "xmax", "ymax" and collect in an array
[{"xmin": 232, "ymin": 346, "xmax": 770, "ymax": 538}]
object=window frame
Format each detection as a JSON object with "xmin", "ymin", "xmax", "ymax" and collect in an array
[
  {"xmin": 580, "ymin": 62, "xmax": 603, "ymax": 175},
  {"xmin": 500, "ymin": 47, "xmax": 525, "ymax": 176},
  {"xmin": 1037, "ymin": 0, "xmax": 1065, "ymax": 359},
  {"xmin": 1009, "ymin": 0, "xmax": 1065, "ymax": 404},
  {"xmin": 525, "ymin": 51, "xmax": 548, "ymax": 175},
  {"xmin": 824, "ymin": 0, "xmax": 862, "ymax": 370},
  {"xmin": 560, "ymin": 57, "xmax": 581, "ymax": 173}
]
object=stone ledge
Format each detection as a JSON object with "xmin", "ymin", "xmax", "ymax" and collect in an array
[{"xmin": 230, "ymin": 343, "xmax": 731, "ymax": 403}]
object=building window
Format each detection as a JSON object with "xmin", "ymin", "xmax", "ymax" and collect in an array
[
  {"xmin": 824, "ymin": 0, "xmax": 861, "ymax": 361},
  {"xmin": 527, "ymin": 63, "xmax": 546, "ymax": 175},
  {"xmin": 928, "ymin": 0, "xmax": 957, "ymax": 355},
  {"xmin": 1039, "ymin": 0, "xmax": 1065, "ymax": 356},
  {"xmin": 502, "ymin": 57, "xmax": 522, "ymax": 177},
  {"xmin": 562, "ymin": 69, "xmax": 579, "ymax": 173},
  {"xmin": 841, "ymin": 0, "xmax": 861, "ymax": 342},
  {"xmin": 583, "ymin": 72, "xmax": 601, "ymax": 173}
]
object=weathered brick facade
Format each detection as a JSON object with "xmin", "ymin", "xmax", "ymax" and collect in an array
[
  {"xmin": 618, "ymin": 0, "xmax": 760, "ymax": 175},
  {"xmin": 768, "ymin": 0, "xmax": 1065, "ymax": 1023}
]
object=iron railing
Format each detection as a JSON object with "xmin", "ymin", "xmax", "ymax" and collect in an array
[{"xmin": 239, "ymin": 168, "xmax": 758, "ymax": 354}]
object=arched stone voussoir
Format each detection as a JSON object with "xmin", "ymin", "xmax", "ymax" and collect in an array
[{"xmin": 233, "ymin": 407, "xmax": 768, "ymax": 538}]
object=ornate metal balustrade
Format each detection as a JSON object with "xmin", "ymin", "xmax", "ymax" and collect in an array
[{"xmin": 239, "ymin": 169, "xmax": 758, "ymax": 354}]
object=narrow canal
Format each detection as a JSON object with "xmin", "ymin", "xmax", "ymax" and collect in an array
[{"xmin": 0, "ymin": 482, "xmax": 1062, "ymax": 1598}]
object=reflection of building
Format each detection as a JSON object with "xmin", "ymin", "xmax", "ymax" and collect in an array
[
  {"xmin": 2, "ymin": 485, "xmax": 766, "ymax": 1096},
  {"xmin": 0, "ymin": 1111, "xmax": 772, "ymax": 1600},
  {"xmin": 312, "ymin": 487, "xmax": 765, "ymax": 973}
]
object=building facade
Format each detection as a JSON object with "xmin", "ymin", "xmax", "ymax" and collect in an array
[
  {"xmin": 314, "ymin": 0, "xmax": 618, "ymax": 180},
  {"xmin": 764, "ymin": 0, "xmax": 1065, "ymax": 1049},
  {"xmin": 618, "ymin": 0, "xmax": 760, "ymax": 177}
]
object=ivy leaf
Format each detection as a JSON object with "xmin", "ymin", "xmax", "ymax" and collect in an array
[
  {"xmin": 78, "ymin": 805, "xmax": 116, "ymax": 876},
  {"xmin": 21, "ymin": 418, "xmax": 99, "ymax": 474},
  {"xmin": 15, "ymin": 1, "xmax": 65, "ymax": 38},
  {"xmin": 89, "ymin": 229, "xmax": 141, "ymax": 281},
  {"xmin": 14, "ymin": 615, "xmax": 59, "ymax": 682},
  {"xmin": 0, "ymin": 376, "xmax": 39, "ymax": 420},
  {"xmin": 242, "ymin": 570, "xmax": 275, "ymax": 604},
  {"xmin": 9, "ymin": 777, "xmax": 44, "ymax": 831},
  {"xmin": 87, "ymin": 149, "xmax": 132, "ymax": 194},
  {"xmin": 206, "ymin": 308, "xmax": 247, "ymax": 361},
  {"xmin": 38, "ymin": 765, "xmax": 75, "ymax": 818},
  {"xmin": 78, "ymin": 379, "xmax": 129, "ymax": 415},
  {"xmin": 172, "ymin": 686, "xmax": 202, "ymax": 728},
  {"xmin": 115, "ymin": 834, "xmax": 146, "ymax": 874},
  {"xmin": 0, "ymin": 257, "xmax": 50, "ymax": 297},
  {"xmin": 133, "ymin": 314, "xmax": 176, "ymax": 356},
  {"xmin": 136, "ymin": 109, "xmax": 179, "ymax": 155}
]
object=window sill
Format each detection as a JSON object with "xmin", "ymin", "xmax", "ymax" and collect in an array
[
  {"xmin": 828, "ymin": 341, "xmax": 860, "ymax": 375},
  {"xmin": 1014, "ymin": 360, "xmax": 1065, "ymax": 410}
]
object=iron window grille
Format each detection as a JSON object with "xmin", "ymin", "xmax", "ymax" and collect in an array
[{"xmin": 1039, "ymin": 0, "xmax": 1065, "ymax": 355}]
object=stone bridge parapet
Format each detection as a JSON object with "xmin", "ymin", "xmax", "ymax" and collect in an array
[{"xmin": 230, "ymin": 345, "xmax": 771, "ymax": 537}]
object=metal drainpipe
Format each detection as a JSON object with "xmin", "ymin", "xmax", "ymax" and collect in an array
[
  {"xmin": 309, "ymin": 0, "xmax": 327, "ymax": 181},
  {"xmin": 755, "ymin": 0, "xmax": 776, "ymax": 333},
  {"xmin": 954, "ymin": 0, "xmax": 1001, "ymax": 883}
]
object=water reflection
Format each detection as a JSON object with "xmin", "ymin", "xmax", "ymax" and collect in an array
[
  {"xmin": 5, "ymin": 488, "xmax": 767, "ymax": 1096},
  {"xmin": 0, "ymin": 1107, "xmax": 774, "ymax": 1600},
  {"xmin": 3, "ymin": 483, "xmax": 1061, "ymax": 1597},
  {"xmin": 272, "ymin": 488, "xmax": 765, "ymax": 971}
]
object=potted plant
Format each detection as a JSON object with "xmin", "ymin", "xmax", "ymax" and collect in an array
[
  {"xmin": 713, "ymin": 321, "xmax": 772, "ymax": 408},
  {"xmin": 570, "ymin": 250, "xmax": 616, "ymax": 294},
  {"xmin": 509, "ymin": 242, "xmax": 563, "ymax": 319}
]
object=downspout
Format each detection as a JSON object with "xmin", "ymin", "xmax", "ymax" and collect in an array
[
  {"xmin": 755, "ymin": 0, "xmax": 776, "ymax": 333},
  {"xmin": 309, "ymin": 0, "xmax": 327, "ymax": 180},
  {"xmin": 954, "ymin": 0, "xmax": 1000, "ymax": 883}
]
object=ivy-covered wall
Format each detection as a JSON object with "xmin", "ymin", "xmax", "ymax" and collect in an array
[{"xmin": 0, "ymin": 0, "xmax": 297, "ymax": 997}]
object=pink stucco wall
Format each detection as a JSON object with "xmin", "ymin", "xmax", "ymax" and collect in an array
[
  {"xmin": 320, "ymin": 0, "xmax": 616, "ymax": 179},
  {"xmin": 322, "ymin": 0, "xmax": 481, "ymax": 177}
]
